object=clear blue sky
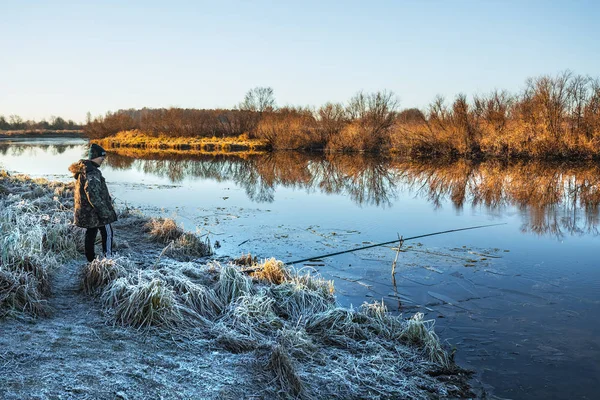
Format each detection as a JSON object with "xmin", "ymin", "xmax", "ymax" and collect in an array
[{"xmin": 1, "ymin": 0, "xmax": 598, "ymax": 122}]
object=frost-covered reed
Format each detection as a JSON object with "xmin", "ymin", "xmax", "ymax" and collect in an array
[
  {"xmin": 92, "ymin": 257, "xmax": 456, "ymax": 398},
  {"xmin": 0, "ymin": 171, "xmax": 78, "ymax": 316}
]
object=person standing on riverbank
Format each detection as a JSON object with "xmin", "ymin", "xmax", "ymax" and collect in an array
[{"xmin": 68, "ymin": 143, "xmax": 117, "ymax": 261}]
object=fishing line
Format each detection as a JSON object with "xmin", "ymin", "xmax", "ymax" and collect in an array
[{"xmin": 286, "ymin": 223, "xmax": 506, "ymax": 265}]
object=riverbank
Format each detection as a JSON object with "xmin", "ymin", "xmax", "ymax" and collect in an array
[
  {"xmin": 93, "ymin": 129, "xmax": 600, "ymax": 162},
  {"xmin": 95, "ymin": 130, "xmax": 269, "ymax": 154},
  {"xmin": 0, "ymin": 170, "xmax": 473, "ymax": 399}
]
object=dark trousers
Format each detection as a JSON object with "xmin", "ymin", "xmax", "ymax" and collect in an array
[{"xmin": 84, "ymin": 224, "xmax": 114, "ymax": 262}]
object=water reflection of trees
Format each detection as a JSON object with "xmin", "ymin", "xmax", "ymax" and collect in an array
[
  {"xmin": 311, "ymin": 156, "xmax": 399, "ymax": 207},
  {"xmin": 395, "ymin": 160, "xmax": 600, "ymax": 237},
  {"xmin": 106, "ymin": 152, "xmax": 398, "ymax": 206},
  {"xmin": 105, "ymin": 151, "xmax": 600, "ymax": 237},
  {"xmin": 0, "ymin": 144, "xmax": 79, "ymax": 157}
]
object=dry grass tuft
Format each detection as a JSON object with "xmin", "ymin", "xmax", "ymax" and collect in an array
[
  {"xmin": 222, "ymin": 291, "xmax": 283, "ymax": 337},
  {"xmin": 102, "ymin": 276, "xmax": 185, "ymax": 329},
  {"xmin": 0, "ymin": 269, "xmax": 49, "ymax": 317},
  {"xmin": 144, "ymin": 218, "xmax": 213, "ymax": 260},
  {"xmin": 165, "ymin": 273, "xmax": 223, "ymax": 319},
  {"xmin": 213, "ymin": 329, "xmax": 260, "ymax": 354},
  {"xmin": 290, "ymin": 269, "xmax": 335, "ymax": 297},
  {"xmin": 144, "ymin": 217, "xmax": 184, "ymax": 243},
  {"xmin": 400, "ymin": 312, "xmax": 449, "ymax": 367},
  {"xmin": 304, "ymin": 308, "xmax": 370, "ymax": 346},
  {"xmin": 359, "ymin": 300, "xmax": 405, "ymax": 339},
  {"xmin": 215, "ymin": 264, "xmax": 254, "ymax": 303},
  {"xmin": 80, "ymin": 257, "xmax": 128, "ymax": 296},
  {"xmin": 232, "ymin": 253, "xmax": 258, "ymax": 267},
  {"xmin": 2, "ymin": 256, "xmax": 52, "ymax": 298},
  {"xmin": 266, "ymin": 345, "xmax": 304, "ymax": 398},
  {"xmin": 270, "ymin": 283, "xmax": 335, "ymax": 322},
  {"xmin": 251, "ymin": 258, "xmax": 290, "ymax": 285},
  {"xmin": 166, "ymin": 232, "xmax": 213, "ymax": 261}
]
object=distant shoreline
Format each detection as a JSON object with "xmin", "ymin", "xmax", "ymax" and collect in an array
[
  {"xmin": 92, "ymin": 130, "xmax": 600, "ymax": 161},
  {"xmin": 93, "ymin": 130, "xmax": 269, "ymax": 154},
  {"xmin": 4, "ymin": 130, "xmax": 599, "ymax": 161},
  {"xmin": 0, "ymin": 130, "xmax": 86, "ymax": 140}
]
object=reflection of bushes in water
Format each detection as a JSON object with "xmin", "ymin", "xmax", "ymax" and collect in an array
[
  {"xmin": 1, "ymin": 144, "xmax": 27, "ymax": 157},
  {"xmin": 50, "ymin": 145, "xmax": 78, "ymax": 155},
  {"xmin": 395, "ymin": 160, "xmax": 600, "ymax": 236},
  {"xmin": 106, "ymin": 151, "xmax": 276, "ymax": 201},
  {"xmin": 105, "ymin": 153, "xmax": 136, "ymax": 169},
  {"xmin": 104, "ymin": 150, "xmax": 396, "ymax": 206},
  {"xmin": 255, "ymin": 152, "xmax": 318, "ymax": 187},
  {"xmin": 105, "ymin": 149, "xmax": 600, "ymax": 235},
  {"xmin": 396, "ymin": 159, "xmax": 476, "ymax": 209},
  {"xmin": 321, "ymin": 154, "xmax": 398, "ymax": 207},
  {"xmin": 0, "ymin": 144, "xmax": 78, "ymax": 158}
]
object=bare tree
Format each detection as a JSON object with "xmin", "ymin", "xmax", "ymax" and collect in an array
[
  {"xmin": 8, "ymin": 115, "xmax": 24, "ymax": 129},
  {"xmin": 239, "ymin": 87, "xmax": 276, "ymax": 113},
  {"xmin": 316, "ymin": 102, "xmax": 347, "ymax": 143},
  {"xmin": 428, "ymin": 95, "xmax": 449, "ymax": 132},
  {"xmin": 345, "ymin": 90, "xmax": 399, "ymax": 150},
  {"xmin": 397, "ymin": 108, "xmax": 426, "ymax": 124},
  {"xmin": 0, "ymin": 115, "xmax": 9, "ymax": 130},
  {"xmin": 566, "ymin": 74, "xmax": 591, "ymax": 136},
  {"xmin": 473, "ymin": 90, "xmax": 513, "ymax": 133},
  {"xmin": 452, "ymin": 93, "xmax": 477, "ymax": 154}
]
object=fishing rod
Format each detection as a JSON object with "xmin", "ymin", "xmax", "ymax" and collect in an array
[{"xmin": 286, "ymin": 222, "xmax": 506, "ymax": 265}]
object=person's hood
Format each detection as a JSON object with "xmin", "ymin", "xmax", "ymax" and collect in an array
[{"xmin": 68, "ymin": 159, "xmax": 99, "ymax": 179}]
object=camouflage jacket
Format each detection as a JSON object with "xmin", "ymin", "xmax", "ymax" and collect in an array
[{"xmin": 68, "ymin": 160, "xmax": 117, "ymax": 228}]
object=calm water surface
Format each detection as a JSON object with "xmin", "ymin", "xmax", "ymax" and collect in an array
[{"xmin": 1, "ymin": 138, "xmax": 599, "ymax": 399}]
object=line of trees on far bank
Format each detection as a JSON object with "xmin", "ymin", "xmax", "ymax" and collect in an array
[
  {"xmin": 85, "ymin": 71, "xmax": 600, "ymax": 159},
  {"xmin": 0, "ymin": 115, "xmax": 82, "ymax": 131}
]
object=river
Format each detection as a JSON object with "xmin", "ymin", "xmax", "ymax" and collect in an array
[{"xmin": 1, "ymin": 138, "xmax": 599, "ymax": 399}]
